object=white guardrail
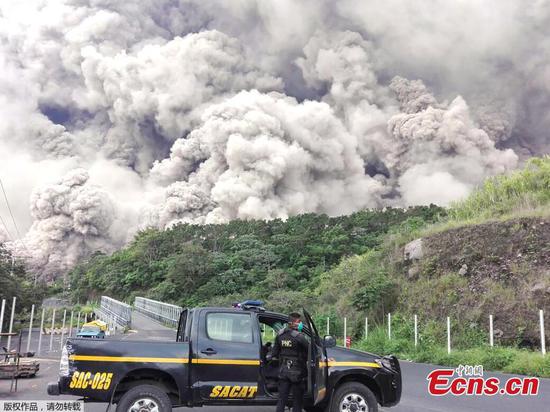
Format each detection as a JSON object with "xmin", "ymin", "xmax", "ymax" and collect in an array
[
  {"xmin": 134, "ymin": 297, "xmax": 182, "ymax": 329},
  {"xmin": 97, "ymin": 296, "xmax": 132, "ymax": 329}
]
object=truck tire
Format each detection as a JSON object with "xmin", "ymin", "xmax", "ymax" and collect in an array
[
  {"xmin": 116, "ymin": 384, "xmax": 172, "ymax": 412},
  {"xmin": 330, "ymin": 382, "xmax": 378, "ymax": 412}
]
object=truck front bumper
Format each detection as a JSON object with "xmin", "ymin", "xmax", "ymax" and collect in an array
[
  {"xmin": 47, "ymin": 381, "xmax": 60, "ymax": 396},
  {"xmin": 380, "ymin": 355, "xmax": 402, "ymax": 407}
]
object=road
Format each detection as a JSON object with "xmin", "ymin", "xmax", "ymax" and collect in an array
[{"xmin": 2, "ymin": 311, "xmax": 549, "ymax": 412}]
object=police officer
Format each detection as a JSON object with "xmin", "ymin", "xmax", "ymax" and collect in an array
[{"xmin": 270, "ymin": 312, "xmax": 308, "ymax": 412}]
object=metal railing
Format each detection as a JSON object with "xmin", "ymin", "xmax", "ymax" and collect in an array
[
  {"xmin": 97, "ymin": 296, "xmax": 132, "ymax": 329},
  {"xmin": 134, "ymin": 297, "xmax": 182, "ymax": 329}
]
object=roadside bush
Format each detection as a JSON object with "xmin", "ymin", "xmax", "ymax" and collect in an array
[
  {"xmin": 350, "ymin": 318, "xmax": 548, "ymax": 377},
  {"xmin": 503, "ymin": 351, "xmax": 550, "ymax": 377}
]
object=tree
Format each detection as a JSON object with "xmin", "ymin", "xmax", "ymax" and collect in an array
[
  {"xmin": 0, "ymin": 245, "xmax": 45, "ymax": 310},
  {"xmin": 162, "ymin": 243, "xmax": 214, "ymax": 302}
]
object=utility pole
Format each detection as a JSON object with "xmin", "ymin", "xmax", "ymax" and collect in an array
[
  {"xmin": 6, "ymin": 297, "xmax": 16, "ymax": 351},
  {"xmin": 0, "ymin": 299, "xmax": 5, "ymax": 345}
]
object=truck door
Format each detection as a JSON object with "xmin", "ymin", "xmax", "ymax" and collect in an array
[
  {"xmin": 303, "ymin": 310, "xmax": 328, "ymax": 405},
  {"xmin": 193, "ymin": 310, "xmax": 261, "ymax": 402}
]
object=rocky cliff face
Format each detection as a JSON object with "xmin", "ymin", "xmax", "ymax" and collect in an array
[{"xmin": 400, "ymin": 217, "xmax": 550, "ymax": 346}]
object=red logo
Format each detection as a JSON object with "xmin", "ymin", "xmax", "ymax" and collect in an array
[{"xmin": 427, "ymin": 365, "xmax": 539, "ymax": 396}]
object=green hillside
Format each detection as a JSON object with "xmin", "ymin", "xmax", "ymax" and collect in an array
[
  {"xmin": 342, "ymin": 156, "xmax": 549, "ymax": 377},
  {"xmin": 450, "ymin": 156, "xmax": 550, "ymax": 221},
  {"xmin": 68, "ymin": 157, "xmax": 549, "ymax": 328},
  {"xmin": 68, "ymin": 156, "xmax": 550, "ymax": 376},
  {"xmin": 4, "ymin": 156, "xmax": 549, "ymax": 375},
  {"xmin": 317, "ymin": 156, "xmax": 550, "ymax": 333},
  {"xmin": 69, "ymin": 206, "xmax": 444, "ymax": 310}
]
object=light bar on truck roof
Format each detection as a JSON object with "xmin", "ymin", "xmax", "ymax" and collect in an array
[{"xmin": 232, "ymin": 300, "xmax": 266, "ymax": 312}]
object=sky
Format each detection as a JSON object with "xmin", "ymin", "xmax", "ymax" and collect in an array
[{"xmin": 0, "ymin": 0, "xmax": 548, "ymax": 278}]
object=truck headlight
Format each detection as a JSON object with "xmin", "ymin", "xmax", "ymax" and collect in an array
[
  {"xmin": 60, "ymin": 346, "xmax": 69, "ymax": 376},
  {"xmin": 376, "ymin": 357, "xmax": 393, "ymax": 370}
]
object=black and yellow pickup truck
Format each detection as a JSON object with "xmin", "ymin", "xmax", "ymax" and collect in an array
[{"xmin": 48, "ymin": 304, "xmax": 402, "ymax": 412}]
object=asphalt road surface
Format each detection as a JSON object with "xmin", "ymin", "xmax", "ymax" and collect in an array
[{"xmin": 2, "ymin": 311, "xmax": 549, "ymax": 412}]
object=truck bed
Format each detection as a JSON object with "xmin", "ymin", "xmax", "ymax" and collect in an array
[{"xmin": 61, "ymin": 338, "xmax": 190, "ymax": 403}]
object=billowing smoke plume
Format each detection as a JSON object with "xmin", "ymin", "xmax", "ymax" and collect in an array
[
  {"xmin": 0, "ymin": 228, "xmax": 8, "ymax": 244},
  {"xmin": 296, "ymin": 30, "xmax": 396, "ymax": 165},
  {"xmin": 388, "ymin": 77, "xmax": 518, "ymax": 204},
  {"xmin": 80, "ymin": 30, "xmax": 282, "ymax": 170},
  {"xmin": 0, "ymin": 0, "xmax": 548, "ymax": 278},
  {"xmin": 149, "ymin": 90, "xmax": 386, "ymax": 227},
  {"xmin": 9, "ymin": 170, "xmax": 117, "ymax": 280}
]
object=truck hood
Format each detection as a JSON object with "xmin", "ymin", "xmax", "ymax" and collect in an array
[{"xmin": 326, "ymin": 346, "xmax": 380, "ymax": 363}]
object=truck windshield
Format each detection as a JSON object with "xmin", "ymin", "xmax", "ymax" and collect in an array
[{"xmin": 80, "ymin": 326, "xmax": 100, "ymax": 333}]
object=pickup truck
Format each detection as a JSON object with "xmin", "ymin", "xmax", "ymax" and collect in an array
[
  {"xmin": 76, "ymin": 325, "xmax": 106, "ymax": 339},
  {"xmin": 48, "ymin": 304, "xmax": 402, "ymax": 412}
]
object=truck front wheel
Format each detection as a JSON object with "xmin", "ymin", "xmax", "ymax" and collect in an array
[
  {"xmin": 116, "ymin": 384, "xmax": 172, "ymax": 412},
  {"xmin": 330, "ymin": 382, "xmax": 378, "ymax": 412}
]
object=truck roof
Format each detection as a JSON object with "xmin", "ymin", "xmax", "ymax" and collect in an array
[{"xmin": 194, "ymin": 307, "xmax": 289, "ymax": 318}]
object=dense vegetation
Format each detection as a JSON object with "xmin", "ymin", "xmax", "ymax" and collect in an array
[
  {"xmin": 5, "ymin": 156, "xmax": 548, "ymax": 376},
  {"xmin": 352, "ymin": 156, "xmax": 550, "ymax": 377},
  {"xmin": 0, "ymin": 246, "xmax": 45, "ymax": 309},
  {"xmin": 0, "ymin": 245, "xmax": 50, "ymax": 332},
  {"xmin": 356, "ymin": 324, "xmax": 550, "ymax": 377},
  {"xmin": 69, "ymin": 206, "xmax": 445, "ymax": 311},
  {"xmin": 68, "ymin": 157, "xmax": 550, "ymax": 377}
]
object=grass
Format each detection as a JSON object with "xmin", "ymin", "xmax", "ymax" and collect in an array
[
  {"xmin": 381, "ymin": 156, "xmax": 550, "ymax": 249},
  {"xmin": 353, "ymin": 324, "xmax": 550, "ymax": 378},
  {"xmin": 336, "ymin": 158, "xmax": 550, "ymax": 378},
  {"xmin": 449, "ymin": 156, "xmax": 550, "ymax": 222}
]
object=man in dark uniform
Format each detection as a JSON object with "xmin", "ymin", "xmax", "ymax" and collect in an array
[{"xmin": 269, "ymin": 312, "xmax": 309, "ymax": 412}]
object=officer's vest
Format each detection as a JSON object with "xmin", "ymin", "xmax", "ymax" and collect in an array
[{"xmin": 277, "ymin": 329, "xmax": 306, "ymax": 363}]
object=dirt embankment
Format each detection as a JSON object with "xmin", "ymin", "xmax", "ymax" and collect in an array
[{"xmin": 400, "ymin": 217, "xmax": 550, "ymax": 346}]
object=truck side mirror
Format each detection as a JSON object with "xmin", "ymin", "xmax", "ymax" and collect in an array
[{"xmin": 323, "ymin": 335, "xmax": 336, "ymax": 348}]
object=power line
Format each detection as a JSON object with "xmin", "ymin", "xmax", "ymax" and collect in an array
[
  {"xmin": 0, "ymin": 177, "xmax": 35, "ymax": 281},
  {"xmin": 0, "ymin": 177, "xmax": 21, "ymax": 239},
  {"xmin": 0, "ymin": 212, "xmax": 14, "ymax": 241},
  {"xmin": 0, "ymin": 175, "xmax": 31, "ymax": 251}
]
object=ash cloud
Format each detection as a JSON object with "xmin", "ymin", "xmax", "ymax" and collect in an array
[
  {"xmin": 9, "ymin": 169, "xmax": 117, "ymax": 281},
  {"xmin": 80, "ymin": 30, "xmax": 282, "ymax": 170},
  {"xmin": 0, "ymin": 0, "xmax": 548, "ymax": 278},
  {"xmin": 149, "ymin": 90, "xmax": 386, "ymax": 227},
  {"xmin": 0, "ymin": 228, "xmax": 8, "ymax": 244},
  {"xmin": 388, "ymin": 77, "xmax": 518, "ymax": 205}
]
